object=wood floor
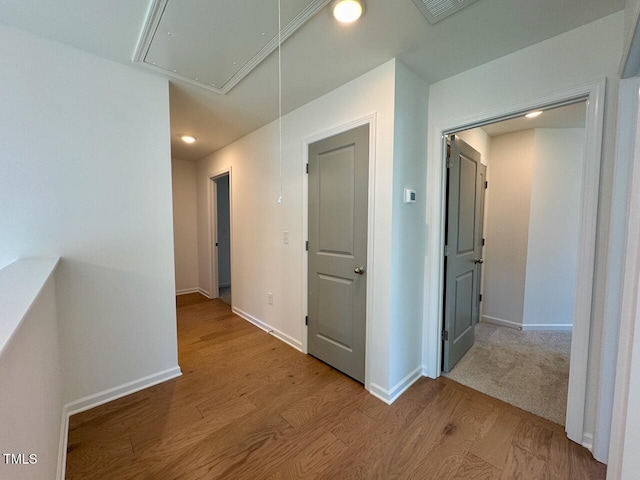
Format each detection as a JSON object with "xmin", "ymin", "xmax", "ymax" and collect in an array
[{"xmin": 65, "ymin": 293, "xmax": 606, "ymax": 479}]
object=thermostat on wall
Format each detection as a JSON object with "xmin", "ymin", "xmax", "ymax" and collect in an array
[{"xmin": 404, "ymin": 188, "xmax": 416, "ymax": 204}]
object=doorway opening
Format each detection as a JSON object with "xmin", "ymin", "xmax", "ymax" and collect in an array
[
  {"xmin": 441, "ymin": 100, "xmax": 588, "ymax": 428},
  {"xmin": 210, "ymin": 171, "xmax": 232, "ymax": 304}
]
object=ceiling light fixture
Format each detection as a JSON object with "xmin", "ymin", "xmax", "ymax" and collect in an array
[
  {"xmin": 181, "ymin": 135, "xmax": 197, "ymax": 144},
  {"xmin": 332, "ymin": 0, "xmax": 364, "ymax": 23},
  {"xmin": 525, "ymin": 111, "xmax": 543, "ymax": 119}
]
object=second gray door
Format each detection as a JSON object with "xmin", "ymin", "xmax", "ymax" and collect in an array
[
  {"xmin": 308, "ymin": 124, "xmax": 369, "ymax": 383},
  {"xmin": 443, "ymin": 135, "xmax": 486, "ymax": 373}
]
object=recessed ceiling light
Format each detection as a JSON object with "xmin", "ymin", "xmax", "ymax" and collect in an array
[
  {"xmin": 525, "ymin": 111, "xmax": 543, "ymax": 119},
  {"xmin": 181, "ymin": 135, "xmax": 196, "ymax": 144},
  {"xmin": 332, "ymin": 0, "xmax": 364, "ymax": 23}
]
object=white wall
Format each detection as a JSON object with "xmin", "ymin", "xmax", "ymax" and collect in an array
[
  {"xmin": 0, "ymin": 260, "xmax": 62, "ymax": 480},
  {"xmin": 457, "ymin": 128, "xmax": 491, "ymax": 165},
  {"xmin": 426, "ymin": 12, "xmax": 623, "ymax": 459},
  {"xmin": 215, "ymin": 175, "xmax": 231, "ymax": 287},
  {"xmin": 523, "ymin": 128, "xmax": 585, "ymax": 329},
  {"xmin": 388, "ymin": 62, "xmax": 429, "ymax": 389},
  {"xmin": 482, "ymin": 130, "xmax": 535, "ymax": 327},
  {"xmin": 197, "ymin": 59, "xmax": 410, "ymax": 396},
  {"xmin": 171, "ymin": 158, "xmax": 199, "ymax": 294},
  {"xmin": 0, "ymin": 26, "xmax": 179, "ymax": 405}
]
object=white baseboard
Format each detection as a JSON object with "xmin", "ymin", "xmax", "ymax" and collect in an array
[
  {"xmin": 232, "ymin": 306, "xmax": 303, "ymax": 352},
  {"xmin": 56, "ymin": 405, "xmax": 70, "ymax": 480},
  {"xmin": 176, "ymin": 288, "xmax": 199, "ymax": 295},
  {"xmin": 481, "ymin": 315, "xmax": 523, "ymax": 330},
  {"xmin": 65, "ymin": 366, "xmax": 182, "ymax": 416},
  {"xmin": 522, "ymin": 324, "xmax": 573, "ymax": 331},
  {"xmin": 270, "ymin": 329, "xmax": 303, "ymax": 352},
  {"xmin": 369, "ymin": 366, "xmax": 423, "ymax": 405},
  {"xmin": 56, "ymin": 366, "xmax": 181, "ymax": 479},
  {"xmin": 582, "ymin": 432, "xmax": 594, "ymax": 452},
  {"xmin": 198, "ymin": 288, "xmax": 212, "ymax": 299}
]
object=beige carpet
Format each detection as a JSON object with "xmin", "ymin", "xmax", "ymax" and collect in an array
[{"xmin": 443, "ymin": 322, "xmax": 571, "ymax": 425}]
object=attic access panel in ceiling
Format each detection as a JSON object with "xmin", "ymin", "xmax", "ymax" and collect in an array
[
  {"xmin": 411, "ymin": 0, "xmax": 480, "ymax": 24},
  {"xmin": 133, "ymin": 0, "xmax": 330, "ymax": 94}
]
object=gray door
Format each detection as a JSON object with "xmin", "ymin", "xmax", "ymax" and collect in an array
[
  {"xmin": 215, "ymin": 174, "xmax": 231, "ymax": 289},
  {"xmin": 308, "ymin": 124, "xmax": 369, "ymax": 383},
  {"xmin": 443, "ymin": 135, "xmax": 486, "ymax": 373}
]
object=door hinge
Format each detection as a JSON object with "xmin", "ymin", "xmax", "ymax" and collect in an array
[
  {"xmin": 444, "ymin": 245, "xmax": 451, "ymax": 256},
  {"xmin": 446, "ymin": 159, "xmax": 453, "ymax": 168},
  {"xmin": 441, "ymin": 330, "xmax": 449, "ymax": 341},
  {"xmin": 479, "ymin": 294, "xmax": 483, "ymax": 302},
  {"xmin": 485, "ymin": 180, "xmax": 488, "ymax": 189},
  {"xmin": 305, "ymin": 315, "xmax": 308, "ymax": 326},
  {"xmin": 306, "ymin": 164, "xmax": 309, "ymax": 174},
  {"xmin": 305, "ymin": 241, "xmax": 309, "ymax": 251}
]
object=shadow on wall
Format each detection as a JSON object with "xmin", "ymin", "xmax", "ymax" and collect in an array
[{"xmin": 54, "ymin": 258, "xmax": 178, "ymax": 404}]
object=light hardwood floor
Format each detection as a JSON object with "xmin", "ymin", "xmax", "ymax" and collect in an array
[{"xmin": 65, "ymin": 293, "xmax": 606, "ymax": 479}]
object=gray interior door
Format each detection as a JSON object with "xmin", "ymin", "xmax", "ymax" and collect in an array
[
  {"xmin": 215, "ymin": 174, "xmax": 231, "ymax": 289},
  {"xmin": 443, "ymin": 135, "xmax": 485, "ymax": 373},
  {"xmin": 308, "ymin": 124, "xmax": 369, "ymax": 383}
]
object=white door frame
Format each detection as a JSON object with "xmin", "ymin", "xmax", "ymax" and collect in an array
[
  {"xmin": 301, "ymin": 113, "xmax": 377, "ymax": 393},
  {"xmin": 607, "ymin": 77, "xmax": 640, "ymax": 478},
  {"xmin": 208, "ymin": 167, "xmax": 233, "ymax": 301},
  {"xmin": 424, "ymin": 79, "xmax": 606, "ymax": 447}
]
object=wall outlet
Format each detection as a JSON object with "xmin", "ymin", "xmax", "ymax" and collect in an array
[
  {"xmin": 283, "ymin": 231, "xmax": 289, "ymax": 244},
  {"xmin": 267, "ymin": 292, "xmax": 273, "ymax": 305}
]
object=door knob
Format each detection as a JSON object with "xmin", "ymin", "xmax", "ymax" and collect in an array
[
  {"xmin": 354, "ymin": 266, "xmax": 365, "ymax": 274},
  {"xmin": 474, "ymin": 258, "xmax": 484, "ymax": 264}
]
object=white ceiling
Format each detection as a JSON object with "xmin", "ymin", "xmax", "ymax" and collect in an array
[
  {"xmin": 0, "ymin": 0, "xmax": 624, "ymax": 160},
  {"xmin": 138, "ymin": 0, "xmax": 328, "ymax": 94},
  {"xmin": 481, "ymin": 102, "xmax": 587, "ymax": 137}
]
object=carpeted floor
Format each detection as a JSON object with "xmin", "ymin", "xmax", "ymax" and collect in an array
[
  {"xmin": 218, "ymin": 286, "xmax": 231, "ymax": 305},
  {"xmin": 443, "ymin": 322, "xmax": 571, "ymax": 425}
]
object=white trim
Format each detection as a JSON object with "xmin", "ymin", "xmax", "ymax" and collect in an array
[
  {"xmin": 593, "ymin": 78, "xmax": 640, "ymax": 465},
  {"xmin": 424, "ymin": 79, "xmax": 606, "ymax": 449},
  {"xmin": 198, "ymin": 287, "xmax": 212, "ymax": 299},
  {"xmin": 132, "ymin": 0, "xmax": 331, "ymax": 95},
  {"xmin": 207, "ymin": 168, "xmax": 233, "ymax": 303},
  {"xmin": 56, "ymin": 366, "xmax": 182, "ymax": 479},
  {"xmin": 583, "ymin": 432, "xmax": 594, "ymax": 452},
  {"xmin": 56, "ymin": 407, "xmax": 69, "ymax": 480},
  {"xmin": 480, "ymin": 315, "xmax": 523, "ymax": 330},
  {"xmin": 131, "ymin": 0, "xmax": 167, "ymax": 63},
  {"xmin": 607, "ymin": 78, "xmax": 640, "ymax": 479},
  {"xmin": 522, "ymin": 324, "xmax": 573, "ymax": 331},
  {"xmin": 232, "ymin": 306, "xmax": 303, "ymax": 352},
  {"xmin": 176, "ymin": 287, "xmax": 199, "ymax": 295},
  {"xmin": 301, "ymin": 113, "xmax": 377, "ymax": 393},
  {"xmin": 369, "ymin": 366, "xmax": 423, "ymax": 405},
  {"xmin": 64, "ymin": 367, "xmax": 182, "ymax": 416}
]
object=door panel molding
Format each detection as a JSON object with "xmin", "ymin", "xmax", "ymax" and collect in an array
[
  {"xmin": 301, "ymin": 113, "xmax": 377, "ymax": 392},
  {"xmin": 308, "ymin": 124, "xmax": 368, "ymax": 383},
  {"xmin": 424, "ymin": 79, "xmax": 606, "ymax": 449},
  {"xmin": 442, "ymin": 136, "xmax": 484, "ymax": 372}
]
